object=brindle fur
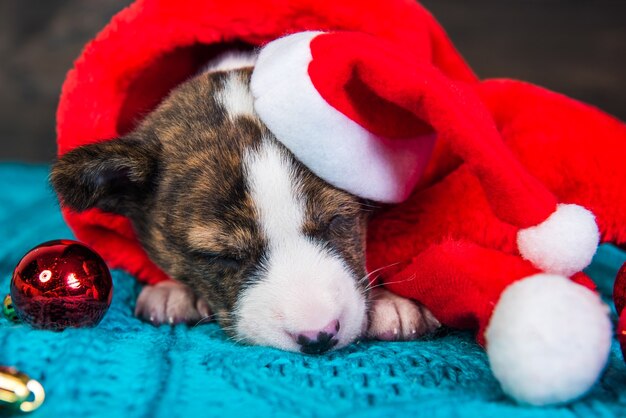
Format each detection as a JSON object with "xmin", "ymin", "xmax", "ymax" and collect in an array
[{"xmin": 51, "ymin": 68, "xmax": 369, "ymax": 333}]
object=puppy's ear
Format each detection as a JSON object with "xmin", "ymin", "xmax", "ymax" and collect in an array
[{"xmin": 50, "ymin": 137, "xmax": 160, "ymax": 215}]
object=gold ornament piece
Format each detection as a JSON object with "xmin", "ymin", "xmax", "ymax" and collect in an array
[
  {"xmin": 0, "ymin": 366, "xmax": 45, "ymax": 413},
  {"xmin": 3, "ymin": 295, "xmax": 18, "ymax": 322}
]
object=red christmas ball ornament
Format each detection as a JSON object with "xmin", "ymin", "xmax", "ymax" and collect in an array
[
  {"xmin": 614, "ymin": 262, "xmax": 626, "ymax": 361},
  {"xmin": 10, "ymin": 240, "xmax": 113, "ymax": 330}
]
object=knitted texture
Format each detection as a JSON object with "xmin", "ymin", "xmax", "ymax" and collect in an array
[{"xmin": 1, "ymin": 163, "xmax": 626, "ymax": 417}]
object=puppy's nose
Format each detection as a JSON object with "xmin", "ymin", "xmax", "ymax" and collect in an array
[{"xmin": 293, "ymin": 319, "xmax": 340, "ymax": 354}]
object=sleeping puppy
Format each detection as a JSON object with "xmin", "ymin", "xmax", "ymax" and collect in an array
[{"xmin": 51, "ymin": 51, "xmax": 439, "ymax": 354}]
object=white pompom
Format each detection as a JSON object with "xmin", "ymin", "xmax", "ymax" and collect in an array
[
  {"xmin": 485, "ymin": 274, "xmax": 611, "ymax": 406},
  {"xmin": 517, "ymin": 204, "xmax": 599, "ymax": 277}
]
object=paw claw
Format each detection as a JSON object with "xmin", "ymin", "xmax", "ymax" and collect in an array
[
  {"xmin": 367, "ymin": 288, "xmax": 440, "ymax": 341},
  {"xmin": 135, "ymin": 280, "xmax": 213, "ymax": 326}
]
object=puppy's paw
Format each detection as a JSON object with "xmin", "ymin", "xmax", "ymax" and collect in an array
[
  {"xmin": 367, "ymin": 288, "xmax": 440, "ymax": 341},
  {"xmin": 135, "ymin": 280, "xmax": 211, "ymax": 326}
]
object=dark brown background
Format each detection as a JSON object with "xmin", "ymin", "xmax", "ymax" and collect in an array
[{"xmin": 0, "ymin": 0, "xmax": 624, "ymax": 163}]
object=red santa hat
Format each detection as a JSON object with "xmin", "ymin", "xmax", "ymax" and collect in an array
[{"xmin": 250, "ymin": 31, "xmax": 600, "ymax": 277}]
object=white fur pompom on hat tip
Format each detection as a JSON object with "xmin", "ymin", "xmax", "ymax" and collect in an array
[
  {"xmin": 485, "ymin": 274, "xmax": 612, "ymax": 406},
  {"xmin": 517, "ymin": 204, "xmax": 600, "ymax": 277}
]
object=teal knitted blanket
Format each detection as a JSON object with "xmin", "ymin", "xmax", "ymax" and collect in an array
[{"xmin": 1, "ymin": 163, "xmax": 625, "ymax": 417}]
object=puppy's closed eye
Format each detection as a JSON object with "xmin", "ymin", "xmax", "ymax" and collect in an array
[
  {"xmin": 192, "ymin": 250, "xmax": 244, "ymax": 269},
  {"xmin": 187, "ymin": 224, "xmax": 256, "ymax": 268}
]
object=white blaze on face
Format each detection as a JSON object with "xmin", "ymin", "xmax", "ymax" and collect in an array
[
  {"xmin": 216, "ymin": 74, "xmax": 256, "ymax": 119},
  {"xmin": 203, "ymin": 51, "xmax": 258, "ymax": 120},
  {"xmin": 235, "ymin": 140, "xmax": 367, "ymax": 351}
]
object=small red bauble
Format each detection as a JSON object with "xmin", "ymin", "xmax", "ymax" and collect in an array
[
  {"xmin": 10, "ymin": 240, "xmax": 113, "ymax": 330},
  {"xmin": 614, "ymin": 262, "xmax": 626, "ymax": 361}
]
